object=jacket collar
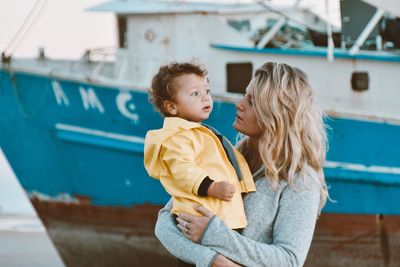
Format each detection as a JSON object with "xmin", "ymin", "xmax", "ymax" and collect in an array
[{"xmin": 163, "ymin": 117, "xmax": 202, "ymax": 130}]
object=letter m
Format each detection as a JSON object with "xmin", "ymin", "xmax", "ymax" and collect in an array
[{"xmin": 79, "ymin": 87, "xmax": 105, "ymax": 113}]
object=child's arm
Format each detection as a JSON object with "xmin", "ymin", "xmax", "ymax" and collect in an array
[
  {"xmin": 163, "ymin": 133, "xmax": 236, "ymax": 201},
  {"xmin": 197, "ymin": 177, "xmax": 236, "ymax": 202}
]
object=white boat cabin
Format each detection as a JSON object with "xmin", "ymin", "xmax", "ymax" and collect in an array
[{"xmin": 89, "ymin": 0, "xmax": 329, "ymax": 92}]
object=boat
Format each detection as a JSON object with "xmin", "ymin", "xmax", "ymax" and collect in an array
[{"xmin": 1, "ymin": 0, "xmax": 400, "ymax": 266}]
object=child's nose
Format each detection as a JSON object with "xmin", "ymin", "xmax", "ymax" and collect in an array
[{"xmin": 201, "ymin": 91, "xmax": 210, "ymax": 99}]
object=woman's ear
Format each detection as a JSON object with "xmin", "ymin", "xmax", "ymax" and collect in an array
[{"xmin": 163, "ymin": 100, "xmax": 178, "ymax": 115}]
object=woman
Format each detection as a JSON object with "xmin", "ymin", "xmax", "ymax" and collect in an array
[{"xmin": 155, "ymin": 62, "xmax": 328, "ymax": 267}]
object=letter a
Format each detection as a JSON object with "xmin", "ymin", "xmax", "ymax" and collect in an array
[{"xmin": 52, "ymin": 80, "xmax": 70, "ymax": 106}]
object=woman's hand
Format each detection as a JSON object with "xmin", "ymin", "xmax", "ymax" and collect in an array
[
  {"xmin": 212, "ymin": 255, "xmax": 242, "ymax": 267},
  {"xmin": 176, "ymin": 205, "xmax": 214, "ymax": 243}
]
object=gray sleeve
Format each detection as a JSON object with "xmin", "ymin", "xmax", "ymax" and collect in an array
[
  {"xmin": 200, "ymin": 186, "xmax": 320, "ymax": 267},
  {"xmin": 155, "ymin": 199, "xmax": 218, "ymax": 267}
]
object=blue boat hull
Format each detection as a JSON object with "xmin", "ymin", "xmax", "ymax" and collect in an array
[{"xmin": 1, "ymin": 69, "xmax": 400, "ymax": 266}]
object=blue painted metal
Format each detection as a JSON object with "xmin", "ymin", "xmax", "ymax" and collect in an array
[
  {"xmin": 55, "ymin": 127, "xmax": 144, "ymax": 154},
  {"xmin": 1, "ymin": 69, "xmax": 400, "ymax": 214},
  {"xmin": 211, "ymin": 43, "xmax": 400, "ymax": 63},
  {"xmin": 326, "ymin": 117, "xmax": 400, "ymax": 168}
]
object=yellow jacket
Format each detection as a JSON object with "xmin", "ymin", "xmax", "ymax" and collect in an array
[{"xmin": 144, "ymin": 117, "xmax": 255, "ymax": 229}]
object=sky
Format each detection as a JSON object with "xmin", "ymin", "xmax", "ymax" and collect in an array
[
  {"xmin": 0, "ymin": 0, "xmax": 340, "ymax": 59},
  {"xmin": 0, "ymin": 0, "xmax": 340, "ymax": 214},
  {"xmin": 0, "ymin": 0, "xmax": 116, "ymax": 59}
]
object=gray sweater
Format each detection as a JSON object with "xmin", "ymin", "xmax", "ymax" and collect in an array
[{"xmin": 155, "ymin": 166, "xmax": 321, "ymax": 267}]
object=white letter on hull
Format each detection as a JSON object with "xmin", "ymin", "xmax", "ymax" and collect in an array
[
  {"xmin": 79, "ymin": 87, "xmax": 105, "ymax": 113},
  {"xmin": 52, "ymin": 80, "xmax": 70, "ymax": 106},
  {"xmin": 116, "ymin": 91, "xmax": 139, "ymax": 124}
]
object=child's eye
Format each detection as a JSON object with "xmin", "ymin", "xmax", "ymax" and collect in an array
[
  {"xmin": 191, "ymin": 91, "xmax": 199, "ymax": 96},
  {"xmin": 206, "ymin": 89, "xmax": 211, "ymax": 95}
]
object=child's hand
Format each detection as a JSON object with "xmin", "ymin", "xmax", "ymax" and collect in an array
[{"xmin": 207, "ymin": 181, "xmax": 236, "ymax": 201}]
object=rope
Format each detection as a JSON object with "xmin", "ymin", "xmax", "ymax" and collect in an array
[
  {"xmin": 4, "ymin": 0, "xmax": 48, "ymax": 55},
  {"xmin": 253, "ymin": 0, "xmax": 310, "ymax": 29},
  {"xmin": 10, "ymin": 71, "xmax": 50, "ymax": 119}
]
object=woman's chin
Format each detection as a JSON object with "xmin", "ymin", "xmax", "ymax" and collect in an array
[{"xmin": 233, "ymin": 120, "xmax": 241, "ymax": 131}]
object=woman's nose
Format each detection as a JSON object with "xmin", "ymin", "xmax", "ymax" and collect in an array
[{"xmin": 236, "ymin": 98, "xmax": 245, "ymax": 111}]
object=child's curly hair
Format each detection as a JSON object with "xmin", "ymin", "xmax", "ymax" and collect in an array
[{"xmin": 149, "ymin": 62, "xmax": 207, "ymax": 116}]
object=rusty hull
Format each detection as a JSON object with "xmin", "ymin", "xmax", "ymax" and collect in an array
[
  {"xmin": 31, "ymin": 197, "xmax": 175, "ymax": 267},
  {"xmin": 306, "ymin": 214, "xmax": 400, "ymax": 267},
  {"xmin": 32, "ymin": 197, "xmax": 400, "ymax": 267}
]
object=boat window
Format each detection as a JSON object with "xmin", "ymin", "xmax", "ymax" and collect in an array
[
  {"xmin": 226, "ymin": 63, "xmax": 253, "ymax": 94},
  {"xmin": 340, "ymin": 0, "xmax": 379, "ymax": 49},
  {"xmin": 381, "ymin": 18, "xmax": 400, "ymax": 49},
  {"xmin": 227, "ymin": 20, "xmax": 250, "ymax": 33},
  {"xmin": 118, "ymin": 16, "xmax": 127, "ymax": 48},
  {"xmin": 351, "ymin": 72, "xmax": 369, "ymax": 92}
]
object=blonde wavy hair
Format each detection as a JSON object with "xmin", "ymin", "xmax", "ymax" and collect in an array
[{"xmin": 237, "ymin": 62, "xmax": 328, "ymax": 212}]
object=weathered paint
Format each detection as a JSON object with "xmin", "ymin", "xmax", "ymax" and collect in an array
[
  {"xmin": 31, "ymin": 197, "xmax": 400, "ymax": 267},
  {"xmin": 31, "ymin": 197, "xmax": 175, "ymax": 267},
  {"xmin": 307, "ymin": 214, "xmax": 400, "ymax": 267},
  {"xmin": 1, "ymin": 67, "xmax": 400, "ymax": 266},
  {"xmin": 1, "ymin": 70, "xmax": 400, "ymax": 214},
  {"xmin": 1, "ymin": 0, "xmax": 399, "ymax": 263}
]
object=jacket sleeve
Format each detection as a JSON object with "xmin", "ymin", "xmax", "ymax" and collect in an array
[
  {"xmin": 199, "ymin": 185, "xmax": 320, "ymax": 267},
  {"xmin": 155, "ymin": 199, "xmax": 218, "ymax": 267},
  {"xmin": 162, "ymin": 133, "xmax": 209, "ymax": 195}
]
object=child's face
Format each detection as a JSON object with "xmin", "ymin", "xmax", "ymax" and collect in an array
[{"xmin": 166, "ymin": 73, "xmax": 213, "ymax": 122}]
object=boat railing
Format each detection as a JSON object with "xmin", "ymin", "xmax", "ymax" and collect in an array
[
  {"xmin": 81, "ymin": 46, "xmax": 117, "ymax": 82},
  {"xmin": 0, "ymin": 48, "xmax": 158, "ymax": 89},
  {"xmin": 77, "ymin": 47, "xmax": 160, "ymax": 88}
]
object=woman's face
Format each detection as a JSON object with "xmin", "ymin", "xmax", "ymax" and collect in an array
[{"xmin": 233, "ymin": 80, "xmax": 263, "ymax": 138}]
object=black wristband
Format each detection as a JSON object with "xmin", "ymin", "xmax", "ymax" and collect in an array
[{"xmin": 198, "ymin": 176, "xmax": 214, "ymax": 197}]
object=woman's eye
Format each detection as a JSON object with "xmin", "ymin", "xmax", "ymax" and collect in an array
[{"xmin": 245, "ymin": 95, "xmax": 252, "ymax": 106}]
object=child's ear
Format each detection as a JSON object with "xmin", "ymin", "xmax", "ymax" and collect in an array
[{"xmin": 163, "ymin": 100, "xmax": 178, "ymax": 115}]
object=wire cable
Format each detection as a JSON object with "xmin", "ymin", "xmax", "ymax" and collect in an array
[
  {"xmin": 253, "ymin": 0, "xmax": 337, "ymax": 32},
  {"xmin": 4, "ymin": 0, "xmax": 48, "ymax": 55}
]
